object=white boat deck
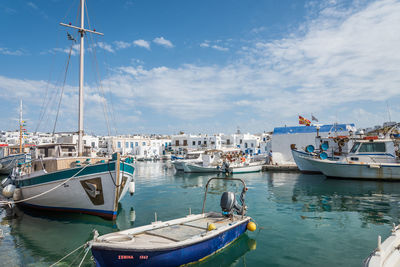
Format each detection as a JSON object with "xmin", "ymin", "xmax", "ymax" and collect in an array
[{"xmin": 94, "ymin": 212, "xmax": 247, "ymax": 250}]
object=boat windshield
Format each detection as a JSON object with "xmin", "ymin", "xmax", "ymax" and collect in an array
[
  {"xmin": 358, "ymin": 142, "xmax": 386, "ymax": 153},
  {"xmin": 350, "ymin": 142, "xmax": 360, "ymax": 153}
]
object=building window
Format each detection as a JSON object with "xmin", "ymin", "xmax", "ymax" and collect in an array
[
  {"xmin": 126, "ymin": 142, "xmax": 129, "ymax": 148},
  {"xmin": 135, "ymin": 142, "xmax": 138, "ymax": 146},
  {"xmin": 204, "ymin": 141, "xmax": 207, "ymax": 145},
  {"xmin": 175, "ymin": 140, "xmax": 179, "ymax": 146},
  {"xmin": 251, "ymin": 143, "xmax": 254, "ymax": 147},
  {"xmin": 130, "ymin": 142, "xmax": 133, "ymax": 148},
  {"xmin": 183, "ymin": 140, "xmax": 188, "ymax": 146},
  {"xmin": 227, "ymin": 139, "xmax": 230, "ymax": 145},
  {"xmin": 142, "ymin": 142, "xmax": 146, "ymax": 146},
  {"xmin": 117, "ymin": 142, "xmax": 121, "ymax": 148},
  {"xmin": 198, "ymin": 141, "xmax": 201, "ymax": 145},
  {"xmin": 245, "ymin": 143, "xmax": 248, "ymax": 148},
  {"xmin": 192, "ymin": 141, "xmax": 196, "ymax": 146},
  {"xmin": 240, "ymin": 139, "xmax": 243, "ymax": 144}
]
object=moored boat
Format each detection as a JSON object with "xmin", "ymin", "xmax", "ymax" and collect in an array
[
  {"xmin": 0, "ymin": 0, "xmax": 135, "ymax": 220},
  {"xmin": 364, "ymin": 224, "xmax": 400, "ymax": 267},
  {"xmin": 291, "ymin": 149, "xmax": 321, "ymax": 173},
  {"xmin": 302, "ymin": 138, "xmax": 400, "ymax": 180},
  {"xmin": 91, "ymin": 177, "xmax": 256, "ymax": 266}
]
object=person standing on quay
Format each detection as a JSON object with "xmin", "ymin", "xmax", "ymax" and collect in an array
[{"xmin": 268, "ymin": 150, "xmax": 273, "ymax": 165}]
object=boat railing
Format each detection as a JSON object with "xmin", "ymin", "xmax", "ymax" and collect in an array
[{"xmin": 202, "ymin": 177, "xmax": 247, "ymax": 219}]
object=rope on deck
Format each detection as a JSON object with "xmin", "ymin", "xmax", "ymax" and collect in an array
[{"xmin": 0, "ymin": 163, "xmax": 92, "ymax": 206}]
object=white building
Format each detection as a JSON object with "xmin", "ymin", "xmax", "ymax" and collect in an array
[
  {"xmin": 98, "ymin": 135, "xmax": 171, "ymax": 159},
  {"xmin": 171, "ymin": 134, "xmax": 222, "ymax": 152},
  {"xmin": 270, "ymin": 123, "xmax": 356, "ymax": 165}
]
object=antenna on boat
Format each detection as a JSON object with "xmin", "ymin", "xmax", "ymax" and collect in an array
[
  {"xmin": 60, "ymin": 0, "xmax": 103, "ymax": 156},
  {"xmin": 19, "ymin": 99, "xmax": 23, "ymax": 153}
]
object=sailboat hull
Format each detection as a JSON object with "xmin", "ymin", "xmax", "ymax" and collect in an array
[{"xmin": 15, "ymin": 162, "xmax": 134, "ymax": 220}]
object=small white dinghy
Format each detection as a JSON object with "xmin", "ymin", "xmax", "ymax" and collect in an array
[{"xmin": 364, "ymin": 224, "xmax": 400, "ymax": 267}]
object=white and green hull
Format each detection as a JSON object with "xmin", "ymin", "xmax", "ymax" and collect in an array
[{"xmin": 15, "ymin": 161, "xmax": 134, "ymax": 219}]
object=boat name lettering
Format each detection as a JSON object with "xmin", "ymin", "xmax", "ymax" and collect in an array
[{"xmin": 118, "ymin": 255, "xmax": 134, "ymax": 260}]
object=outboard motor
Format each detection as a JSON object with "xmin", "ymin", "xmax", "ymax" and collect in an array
[{"xmin": 220, "ymin": 189, "xmax": 247, "ymax": 216}]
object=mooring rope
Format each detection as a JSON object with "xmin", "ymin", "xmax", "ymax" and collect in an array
[
  {"xmin": 0, "ymin": 163, "xmax": 92, "ymax": 206},
  {"xmin": 49, "ymin": 242, "xmax": 87, "ymax": 267}
]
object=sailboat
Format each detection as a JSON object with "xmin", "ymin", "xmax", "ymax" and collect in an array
[
  {"xmin": 2, "ymin": 0, "xmax": 134, "ymax": 220},
  {"xmin": 0, "ymin": 100, "xmax": 31, "ymax": 175}
]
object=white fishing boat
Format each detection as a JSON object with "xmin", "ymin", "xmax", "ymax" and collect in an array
[
  {"xmin": 0, "ymin": 0, "xmax": 135, "ymax": 220},
  {"xmin": 364, "ymin": 224, "xmax": 400, "ymax": 267},
  {"xmin": 183, "ymin": 162, "xmax": 221, "ymax": 173},
  {"xmin": 229, "ymin": 163, "xmax": 263, "ymax": 174},
  {"xmin": 183, "ymin": 152, "xmax": 222, "ymax": 173},
  {"xmin": 291, "ymin": 149, "xmax": 321, "ymax": 173},
  {"xmin": 172, "ymin": 151, "xmax": 203, "ymax": 171},
  {"xmin": 303, "ymin": 138, "xmax": 400, "ymax": 180},
  {"xmin": 221, "ymin": 161, "xmax": 263, "ymax": 174}
]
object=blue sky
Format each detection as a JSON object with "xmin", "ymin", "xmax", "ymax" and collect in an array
[{"xmin": 0, "ymin": 0, "xmax": 399, "ymax": 135}]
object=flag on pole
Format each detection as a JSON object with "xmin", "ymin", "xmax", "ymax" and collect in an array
[
  {"xmin": 67, "ymin": 32, "xmax": 76, "ymax": 42},
  {"xmin": 299, "ymin": 115, "xmax": 311, "ymax": 126},
  {"xmin": 311, "ymin": 114, "xmax": 318, "ymax": 122}
]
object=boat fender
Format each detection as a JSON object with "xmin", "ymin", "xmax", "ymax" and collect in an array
[
  {"xmin": 2, "ymin": 184, "xmax": 16, "ymax": 199},
  {"xmin": 129, "ymin": 181, "xmax": 135, "ymax": 196},
  {"xmin": 247, "ymin": 221, "xmax": 256, "ymax": 232},
  {"xmin": 207, "ymin": 223, "xmax": 216, "ymax": 231},
  {"xmin": 1, "ymin": 177, "xmax": 12, "ymax": 188},
  {"xmin": 13, "ymin": 188, "xmax": 22, "ymax": 201}
]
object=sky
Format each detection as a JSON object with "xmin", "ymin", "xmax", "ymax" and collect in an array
[{"xmin": 0, "ymin": 0, "xmax": 400, "ymax": 135}]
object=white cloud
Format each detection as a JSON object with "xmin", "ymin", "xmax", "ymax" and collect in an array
[
  {"xmin": 104, "ymin": 0, "xmax": 400, "ymax": 126},
  {"xmin": 51, "ymin": 44, "xmax": 80, "ymax": 56},
  {"xmin": 27, "ymin": 2, "xmax": 38, "ymax": 10},
  {"xmin": 211, "ymin": 45, "xmax": 229, "ymax": 51},
  {"xmin": 2, "ymin": 0, "xmax": 400, "ymax": 133},
  {"xmin": 153, "ymin": 37, "xmax": 174, "ymax": 48},
  {"xmin": 133, "ymin": 39, "xmax": 150, "ymax": 50},
  {"xmin": 96, "ymin": 42, "xmax": 114, "ymax": 53},
  {"xmin": 200, "ymin": 41, "xmax": 228, "ymax": 51},
  {"xmin": 0, "ymin": 47, "xmax": 24, "ymax": 56},
  {"xmin": 114, "ymin": 41, "xmax": 132, "ymax": 49}
]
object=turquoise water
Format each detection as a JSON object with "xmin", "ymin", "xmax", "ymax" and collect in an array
[{"xmin": 1, "ymin": 161, "xmax": 400, "ymax": 266}]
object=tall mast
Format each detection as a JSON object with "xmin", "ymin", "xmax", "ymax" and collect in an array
[
  {"xmin": 78, "ymin": 0, "xmax": 84, "ymax": 156},
  {"xmin": 60, "ymin": 0, "xmax": 103, "ymax": 156},
  {"xmin": 19, "ymin": 99, "xmax": 23, "ymax": 153}
]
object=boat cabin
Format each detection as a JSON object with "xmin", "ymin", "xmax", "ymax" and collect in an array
[
  {"xmin": 345, "ymin": 139, "xmax": 398, "ymax": 163},
  {"xmin": 28, "ymin": 143, "xmax": 106, "ymax": 174}
]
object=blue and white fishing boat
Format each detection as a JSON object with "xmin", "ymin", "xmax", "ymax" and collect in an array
[
  {"xmin": 90, "ymin": 177, "xmax": 256, "ymax": 266},
  {"xmin": 0, "ymin": 0, "xmax": 134, "ymax": 220},
  {"xmin": 302, "ymin": 138, "xmax": 400, "ymax": 180}
]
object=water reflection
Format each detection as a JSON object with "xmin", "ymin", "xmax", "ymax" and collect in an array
[
  {"xmin": 193, "ymin": 234, "xmax": 257, "ymax": 267},
  {"xmin": 0, "ymin": 204, "xmax": 138, "ymax": 266},
  {"xmin": 289, "ymin": 174, "xmax": 400, "ymax": 225}
]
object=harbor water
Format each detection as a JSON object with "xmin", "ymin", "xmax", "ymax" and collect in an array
[{"xmin": 1, "ymin": 161, "xmax": 400, "ymax": 266}]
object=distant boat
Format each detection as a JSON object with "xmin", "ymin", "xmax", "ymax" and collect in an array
[
  {"xmin": 172, "ymin": 151, "xmax": 203, "ymax": 171},
  {"xmin": 0, "ymin": 146, "xmax": 30, "ymax": 175},
  {"xmin": 183, "ymin": 151, "xmax": 222, "ymax": 173},
  {"xmin": 0, "ymin": 101, "xmax": 31, "ymax": 174},
  {"xmin": 364, "ymin": 224, "xmax": 400, "ymax": 267},
  {"xmin": 91, "ymin": 177, "xmax": 256, "ymax": 266},
  {"xmin": 1, "ymin": 0, "xmax": 134, "ymax": 220}
]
